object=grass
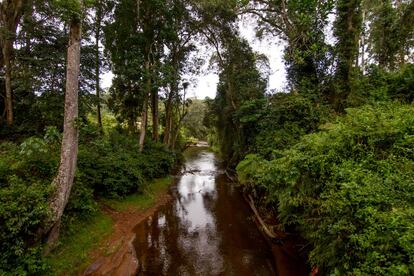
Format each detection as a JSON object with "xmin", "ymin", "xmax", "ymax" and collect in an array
[
  {"xmin": 46, "ymin": 212, "xmax": 113, "ymax": 275},
  {"xmin": 102, "ymin": 177, "xmax": 172, "ymax": 212},
  {"xmin": 46, "ymin": 177, "xmax": 172, "ymax": 275}
]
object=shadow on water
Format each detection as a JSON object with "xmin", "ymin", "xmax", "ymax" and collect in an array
[{"xmin": 133, "ymin": 147, "xmax": 278, "ymax": 275}]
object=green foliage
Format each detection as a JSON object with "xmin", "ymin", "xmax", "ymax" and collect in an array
[
  {"xmin": 238, "ymin": 103, "xmax": 414, "ymax": 274},
  {"xmin": 0, "ymin": 124, "xmax": 177, "ymax": 273},
  {"xmin": 349, "ymin": 64, "xmax": 414, "ymax": 106},
  {"xmin": 77, "ymin": 128, "xmax": 176, "ymax": 199},
  {"xmin": 182, "ymin": 99, "xmax": 208, "ymax": 140},
  {"xmin": 245, "ymin": 94, "xmax": 330, "ymax": 158},
  {"xmin": 210, "ymin": 36, "xmax": 267, "ymax": 165},
  {"xmin": 52, "ymin": 0, "xmax": 83, "ymax": 22},
  {"xmin": 0, "ymin": 139, "xmax": 55, "ymax": 274},
  {"xmin": 102, "ymin": 177, "xmax": 172, "ymax": 212}
]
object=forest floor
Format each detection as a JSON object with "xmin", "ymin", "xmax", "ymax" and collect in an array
[{"xmin": 46, "ymin": 178, "xmax": 173, "ymax": 275}]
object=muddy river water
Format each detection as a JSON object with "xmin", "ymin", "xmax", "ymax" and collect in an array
[{"xmin": 133, "ymin": 147, "xmax": 277, "ymax": 275}]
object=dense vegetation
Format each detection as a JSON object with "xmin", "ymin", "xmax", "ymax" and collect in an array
[
  {"xmin": 207, "ymin": 1, "xmax": 414, "ymax": 275},
  {"xmin": 0, "ymin": 0, "xmax": 413, "ymax": 274},
  {"xmin": 0, "ymin": 0, "xmax": 200, "ymax": 273},
  {"xmin": 0, "ymin": 124, "xmax": 177, "ymax": 273}
]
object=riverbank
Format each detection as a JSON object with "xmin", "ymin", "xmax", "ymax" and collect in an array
[{"xmin": 46, "ymin": 177, "xmax": 173, "ymax": 275}]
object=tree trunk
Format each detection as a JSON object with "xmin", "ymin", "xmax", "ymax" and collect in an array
[
  {"xmin": 139, "ymin": 60, "xmax": 151, "ymax": 152},
  {"xmin": 170, "ymin": 86, "xmax": 188, "ymax": 150},
  {"xmin": 3, "ymin": 43, "xmax": 13, "ymax": 126},
  {"xmin": 171, "ymin": 127, "xmax": 179, "ymax": 150},
  {"xmin": 151, "ymin": 86, "xmax": 159, "ymax": 142},
  {"xmin": 333, "ymin": 0, "xmax": 362, "ymax": 111},
  {"xmin": 0, "ymin": 0, "xmax": 24, "ymax": 126},
  {"xmin": 360, "ymin": 9, "xmax": 366, "ymax": 74},
  {"xmin": 95, "ymin": 0, "xmax": 102, "ymax": 129},
  {"xmin": 139, "ymin": 95, "xmax": 148, "ymax": 152},
  {"xmin": 163, "ymin": 83, "xmax": 175, "ymax": 146},
  {"xmin": 45, "ymin": 18, "xmax": 82, "ymax": 252}
]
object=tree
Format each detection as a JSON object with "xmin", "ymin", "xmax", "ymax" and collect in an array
[
  {"xmin": 241, "ymin": 0, "xmax": 334, "ymax": 99},
  {"xmin": 213, "ymin": 35, "xmax": 267, "ymax": 166},
  {"xmin": 182, "ymin": 98, "xmax": 208, "ymax": 140},
  {"xmin": 333, "ymin": 0, "xmax": 363, "ymax": 111},
  {"xmin": 162, "ymin": 0, "xmax": 197, "ymax": 148},
  {"xmin": 44, "ymin": 0, "xmax": 83, "ymax": 250},
  {"xmin": 94, "ymin": 0, "xmax": 103, "ymax": 128},
  {"xmin": 0, "ymin": 0, "xmax": 25, "ymax": 126},
  {"xmin": 105, "ymin": 0, "xmax": 169, "ymax": 151},
  {"xmin": 367, "ymin": 0, "xmax": 414, "ymax": 70}
]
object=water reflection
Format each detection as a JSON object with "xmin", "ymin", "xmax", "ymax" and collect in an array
[{"xmin": 134, "ymin": 148, "xmax": 275, "ymax": 275}]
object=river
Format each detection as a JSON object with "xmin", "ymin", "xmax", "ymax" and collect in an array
[{"xmin": 133, "ymin": 146, "xmax": 277, "ymax": 275}]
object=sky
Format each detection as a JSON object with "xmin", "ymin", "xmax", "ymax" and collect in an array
[{"xmin": 101, "ymin": 17, "xmax": 287, "ymax": 99}]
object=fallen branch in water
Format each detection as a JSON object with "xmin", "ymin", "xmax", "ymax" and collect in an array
[{"xmin": 244, "ymin": 193, "xmax": 287, "ymax": 240}]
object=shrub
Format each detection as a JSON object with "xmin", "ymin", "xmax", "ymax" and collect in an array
[
  {"xmin": 252, "ymin": 94, "xmax": 330, "ymax": 158},
  {"xmin": 0, "ymin": 127, "xmax": 178, "ymax": 273},
  {"xmin": 348, "ymin": 64, "xmax": 414, "ymax": 107},
  {"xmin": 0, "ymin": 132, "xmax": 58, "ymax": 274},
  {"xmin": 77, "ymin": 130, "xmax": 176, "ymax": 198},
  {"xmin": 238, "ymin": 103, "xmax": 414, "ymax": 274}
]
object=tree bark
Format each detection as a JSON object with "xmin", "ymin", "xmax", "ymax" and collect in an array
[
  {"xmin": 95, "ymin": 0, "xmax": 102, "ymax": 129},
  {"xmin": 360, "ymin": 9, "xmax": 366, "ymax": 74},
  {"xmin": 3, "ymin": 43, "xmax": 13, "ymax": 126},
  {"xmin": 45, "ymin": 17, "xmax": 82, "ymax": 252},
  {"xmin": 170, "ymin": 85, "xmax": 188, "ymax": 150},
  {"xmin": 0, "ymin": 0, "xmax": 24, "ymax": 126},
  {"xmin": 163, "ymin": 82, "xmax": 175, "ymax": 146},
  {"xmin": 139, "ymin": 94, "xmax": 148, "ymax": 152},
  {"xmin": 151, "ymin": 85, "xmax": 159, "ymax": 142},
  {"xmin": 139, "ymin": 60, "xmax": 151, "ymax": 152}
]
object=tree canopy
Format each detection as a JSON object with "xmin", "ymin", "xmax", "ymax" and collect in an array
[{"xmin": 0, "ymin": 0, "xmax": 413, "ymax": 274}]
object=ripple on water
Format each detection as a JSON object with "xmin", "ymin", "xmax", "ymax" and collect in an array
[{"xmin": 133, "ymin": 147, "xmax": 276, "ymax": 276}]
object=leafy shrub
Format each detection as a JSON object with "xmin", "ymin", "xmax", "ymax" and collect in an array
[
  {"xmin": 64, "ymin": 179, "xmax": 98, "ymax": 220},
  {"xmin": 0, "ymin": 129, "xmax": 61, "ymax": 273},
  {"xmin": 238, "ymin": 103, "xmax": 414, "ymax": 274},
  {"xmin": 0, "ymin": 126, "xmax": 177, "ymax": 273},
  {"xmin": 252, "ymin": 94, "xmax": 329, "ymax": 158},
  {"xmin": 349, "ymin": 64, "xmax": 414, "ymax": 106},
  {"xmin": 77, "ymin": 129, "xmax": 176, "ymax": 198}
]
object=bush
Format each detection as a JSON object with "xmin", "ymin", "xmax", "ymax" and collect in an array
[
  {"xmin": 348, "ymin": 64, "xmax": 414, "ymax": 107},
  {"xmin": 0, "ymin": 126, "xmax": 178, "ymax": 273},
  {"xmin": 238, "ymin": 103, "xmax": 414, "ymax": 274},
  {"xmin": 252, "ymin": 94, "xmax": 329, "ymax": 158},
  {"xmin": 0, "ymin": 138, "xmax": 54, "ymax": 274},
  {"xmin": 77, "ymin": 130, "xmax": 176, "ymax": 198}
]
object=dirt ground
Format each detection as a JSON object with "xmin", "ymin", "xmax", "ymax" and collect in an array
[{"xmin": 82, "ymin": 193, "xmax": 172, "ymax": 276}]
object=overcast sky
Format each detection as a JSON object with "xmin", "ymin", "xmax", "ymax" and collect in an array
[{"xmin": 101, "ymin": 17, "xmax": 287, "ymax": 99}]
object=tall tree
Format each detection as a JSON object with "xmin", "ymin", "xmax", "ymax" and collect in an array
[
  {"xmin": 105, "ymin": 0, "xmax": 170, "ymax": 150},
  {"xmin": 94, "ymin": 0, "xmax": 103, "ymax": 128},
  {"xmin": 214, "ymin": 35, "xmax": 267, "ymax": 165},
  {"xmin": 333, "ymin": 0, "xmax": 363, "ymax": 110},
  {"xmin": 89, "ymin": 0, "xmax": 112, "ymax": 130},
  {"xmin": 0, "ymin": 0, "xmax": 25, "ymax": 126},
  {"xmin": 45, "ymin": 0, "xmax": 83, "ymax": 250},
  {"xmin": 367, "ymin": 0, "xmax": 399, "ymax": 70},
  {"xmin": 162, "ymin": 0, "xmax": 196, "ymax": 147},
  {"xmin": 241, "ymin": 0, "xmax": 334, "ymax": 99}
]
